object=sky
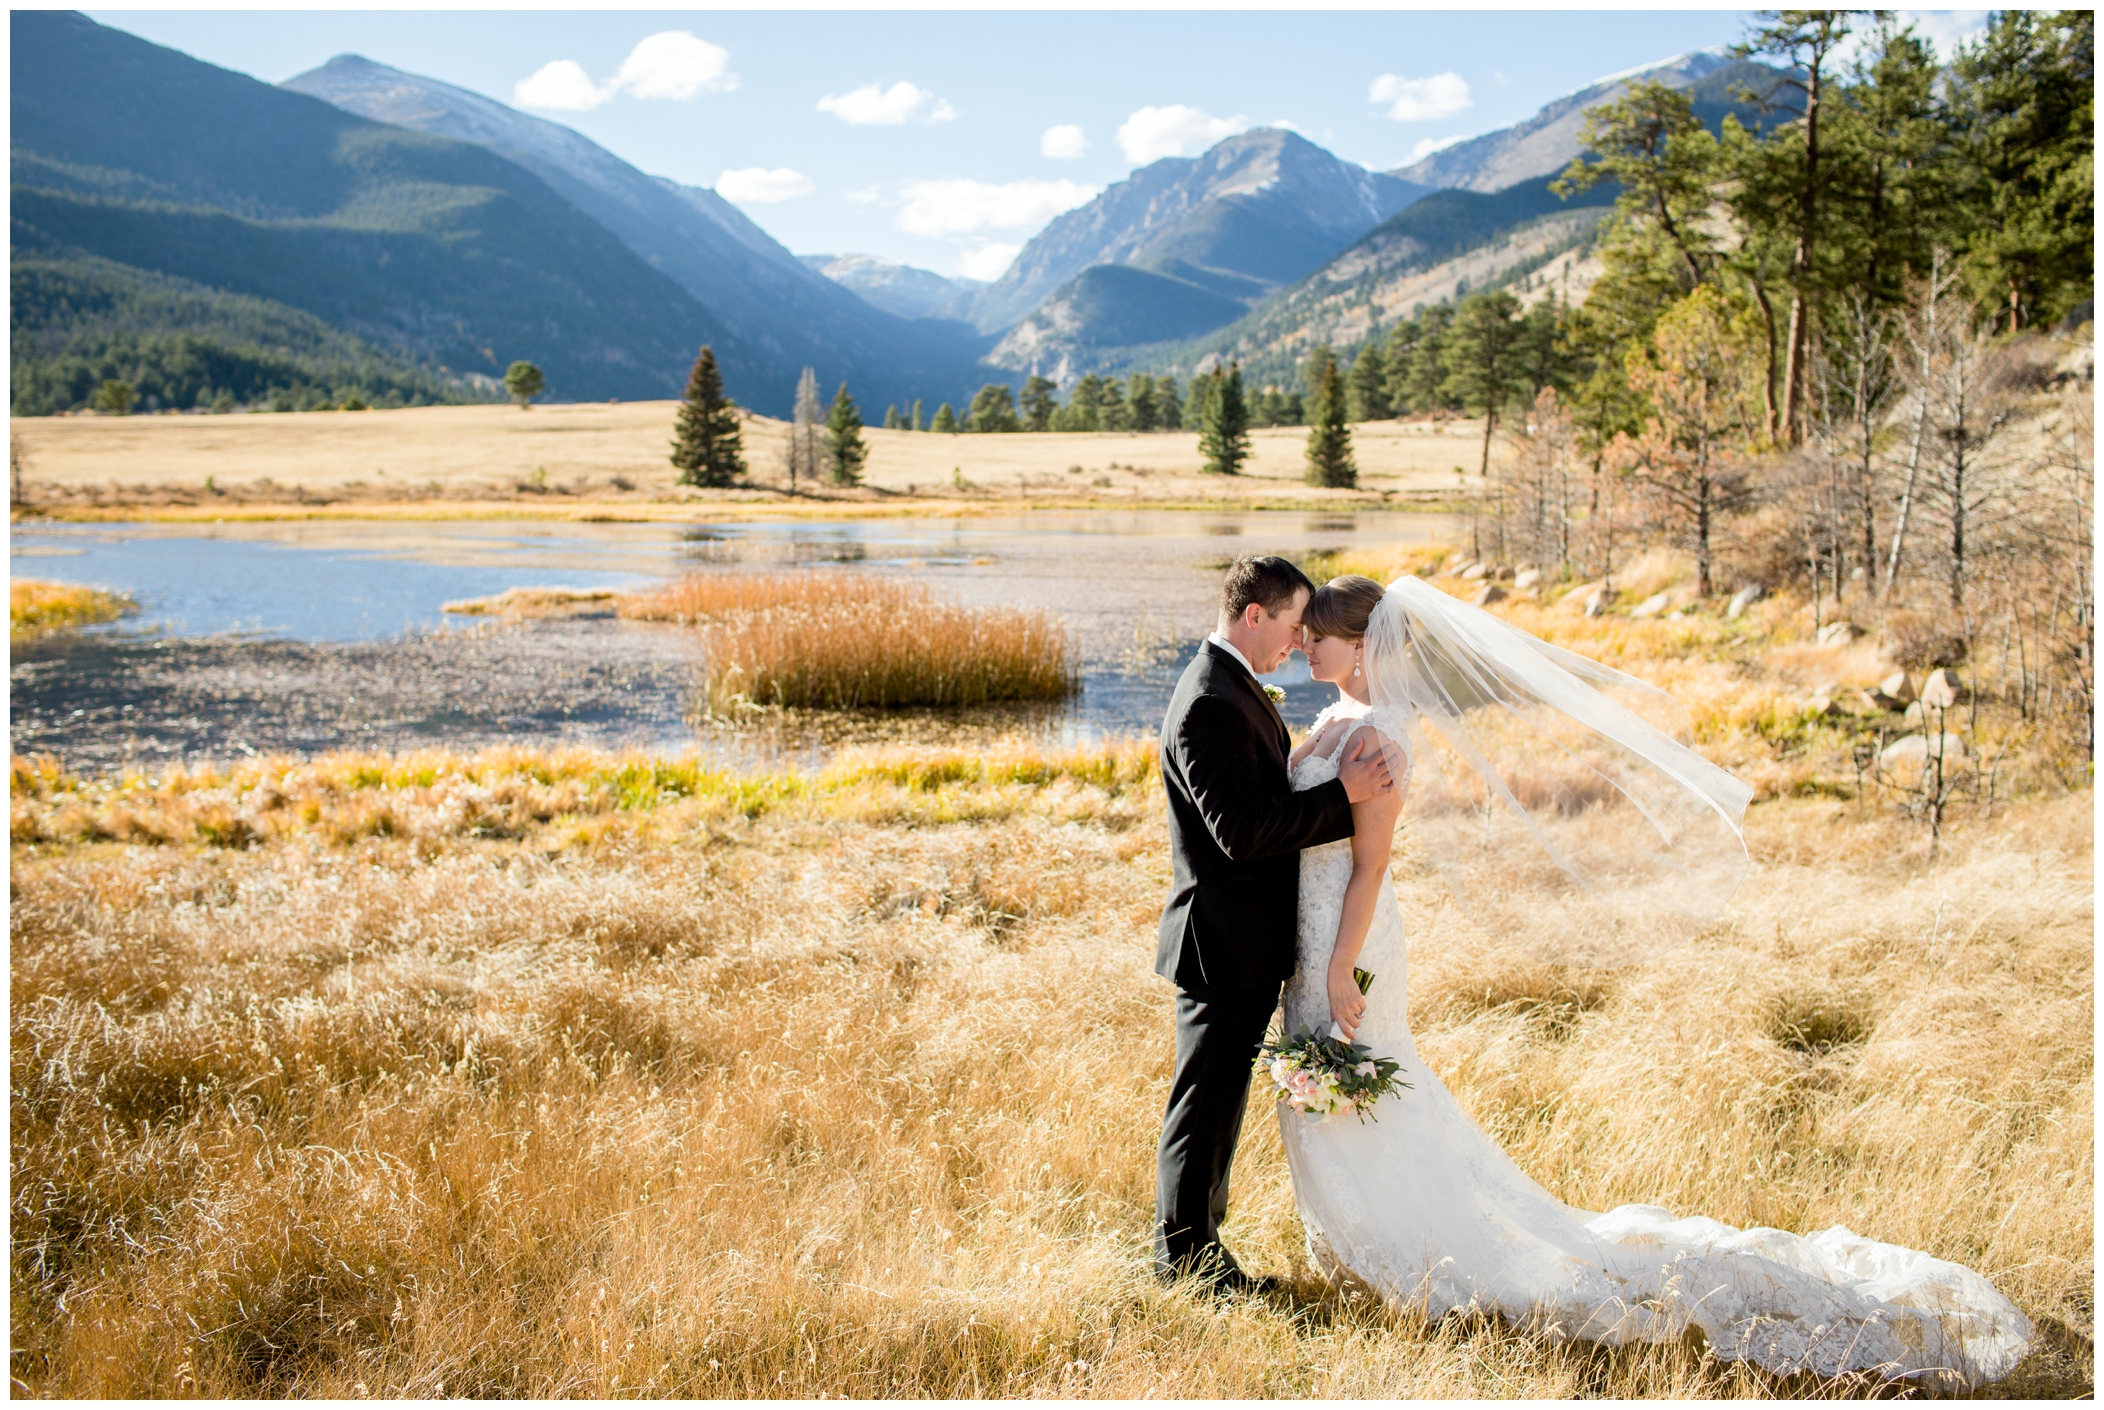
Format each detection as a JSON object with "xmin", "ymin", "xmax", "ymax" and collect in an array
[{"xmin": 90, "ymin": 9, "xmax": 1989, "ymax": 282}]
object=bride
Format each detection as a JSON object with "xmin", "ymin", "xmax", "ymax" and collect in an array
[{"xmin": 1275, "ymin": 572, "xmax": 2033, "ymax": 1388}]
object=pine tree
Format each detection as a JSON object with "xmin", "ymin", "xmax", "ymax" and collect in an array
[
  {"xmin": 1405, "ymin": 305, "xmax": 1456, "ymax": 413},
  {"xmin": 1442, "ymin": 291, "xmax": 1526, "ymax": 477},
  {"xmin": 1097, "ymin": 378, "xmax": 1129, "ymax": 431},
  {"xmin": 1304, "ymin": 345, "xmax": 1336, "ymax": 408},
  {"xmin": 1128, "ymin": 374, "xmax": 1158, "ymax": 432},
  {"xmin": 1199, "ymin": 361, "xmax": 1252, "ymax": 475},
  {"xmin": 930, "ymin": 402, "xmax": 958, "ymax": 433},
  {"xmin": 1347, "ymin": 342, "xmax": 1391, "ymax": 421},
  {"xmin": 966, "ymin": 383, "xmax": 1020, "ymax": 432},
  {"xmin": 669, "ymin": 344, "xmax": 746, "ymax": 487},
  {"xmin": 911, "ymin": 399, "xmax": 925, "ymax": 432},
  {"xmin": 883, "ymin": 404, "xmax": 902, "ymax": 429},
  {"xmin": 1182, "ymin": 370, "xmax": 1213, "ymax": 429},
  {"xmin": 1067, "ymin": 374, "xmax": 1103, "ymax": 432},
  {"xmin": 1305, "ymin": 351, "xmax": 1357, "ymax": 487},
  {"xmin": 1020, "ymin": 375, "xmax": 1059, "ymax": 431},
  {"xmin": 1156, "ymin": 375, "xmax": 1183, "ymax": 430},
  {"xmin": 823, "ymin": 383, "xmax": 869, "ymax": 485},
  {"xmin": 1946, "ymin": 9, "xmax": 2096, "ymax": 329},
  {"xmin": 1517, "ymin": 300, "xmax": 1571, "ymax": 399}
]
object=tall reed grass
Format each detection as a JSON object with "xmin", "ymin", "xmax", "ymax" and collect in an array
[
  {"xmin": 623, "ymin": 572, "xmax": 1076, "ymax": 711},
  {"xmin": 8, "ymin": 743, "xmax": 2091, "ymax": 1398},
  {"xmin": 9, "ymin": 578, "xmax": 135, "ymax": 639}
]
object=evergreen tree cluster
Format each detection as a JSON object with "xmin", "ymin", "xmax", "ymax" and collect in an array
[
  {"xmin": 11, "ymin": 256, "xmax": 493, "ymax": 416},
  {"xmin": 1551, "ymin": 8, "xmax": 2092, "ymax": 449},
  {"xmin": 876, "ymin": 372, "xmax": 1194, "ymax": 435}
]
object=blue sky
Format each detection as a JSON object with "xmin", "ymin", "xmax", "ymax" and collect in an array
[{"xmin": 90, "ymin": 10, "xmax": 1985, "ymax": 281}]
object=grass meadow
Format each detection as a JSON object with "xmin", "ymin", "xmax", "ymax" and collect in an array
[
  {"xmin": 9, "ymin": 401, "xmax": 1482, "ymax": 519},
  {"xmin": 9, "ymin": 727, "xmax": 2091, "ymax": 1397},
  {"xmin": 9, "ymin": 550, "xmax": 2094, "ymax": 1397}
]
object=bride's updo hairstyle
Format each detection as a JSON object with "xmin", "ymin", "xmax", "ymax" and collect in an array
[{"xmin": 1301, "ymin": 574, "xmax": 1385, "ymax": 641}]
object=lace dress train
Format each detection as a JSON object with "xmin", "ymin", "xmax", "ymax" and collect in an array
[{"xmin": 1277, "ymin": 706, "xmax": 2032, "ymax": 1387}]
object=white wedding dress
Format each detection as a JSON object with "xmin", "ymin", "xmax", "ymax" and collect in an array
[{"xmin": 1278, "ymin": 702, "xmax": 2033, "ymax": 1388}]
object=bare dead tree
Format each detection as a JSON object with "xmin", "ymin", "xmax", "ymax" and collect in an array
[
  {"xmin": 1895, "ymin": 267, "xmax": 2014, "ymax": 611},
  {"xmin": 1818, "ymin": 291, "xmax": 1898, "ymax": 601},
  {"xmin": 1500, "ymin": 388, "xmax": 1582, "ymax": 580}
]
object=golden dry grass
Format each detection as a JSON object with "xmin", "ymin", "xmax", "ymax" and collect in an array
[
  {"xmin": 8, "ymin": 578, "xmax": 136, "ymax": 639},
  {"xmin": 440, "ymin": 586, "xmax": 618, "ymax": 616},
  {"xmin": 616, "ymin": 572, "xmax": 1076, "ymax": 712},
  {"xmin": 616, "ymin": 572, "xmax": 900, "ymax": 624},
  {"xmin": 9, "ymin": 738, "xmax": 2092, "ymax": 1398},
  {"xmin": 10, "ymin": 401, "xmax": 1488, "ymax": 519}
]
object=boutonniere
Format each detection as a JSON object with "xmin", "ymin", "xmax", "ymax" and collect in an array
[{"xmin": 1263, "ymin": 684, "xmax": 1286, "ymax": 705}]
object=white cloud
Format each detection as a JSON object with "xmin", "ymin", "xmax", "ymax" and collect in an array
[
  {"xmin": 895, "ymin": 178, "xmax": 1098, "ymax": 236},
  {"xmin": 1116, "ymin": 105, "xmax": 1251, "ymax": 164},
  {"xmin": 716, "ymin": 167, "xmax": 815, "ymax": 204},
  {"xmin": 515, "ymin": 31, "xmax": 735, "ymax": 111},
  {"xmin": 1041, "ymin": 124, "xmax": 1088, "ymax": 160},
  {"xmin": 514, "ymin": 60, "xmax": 607, "ymax": 112},
  {"xmin": 959, "ymin": 244, "xmax": 1023, "ymax": 282},
  {"xmin": 1369, "ymin": 71, "xmax": 1473, "ymax": 123},
  {"xmin": 1410, "ymin": 133, "xmax": 1469, "ymax": 162},
  {"xmin": 818, "ymin": 81, "xmax": 956, "ymax": 126},
  {"xmin": 612, "ymin": 31, "xmax": 736, "ymax": 100},
  {"xmin": 1822, "ymin": 12, "xmax": 1987, "ymax": 78},
  {"xmin": 1895, "ymin": 10, "xmax": 1989, "ymax": 62}
]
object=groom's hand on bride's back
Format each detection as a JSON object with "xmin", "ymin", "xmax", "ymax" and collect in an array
[{"xmin": 1338, "ymin": 733, "xmax": 1395, "ymax": 804}]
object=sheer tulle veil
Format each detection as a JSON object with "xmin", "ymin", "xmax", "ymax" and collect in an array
[{"xmin": 1363, "ymin": 574, "xmax": 1751, "ymax": 967}]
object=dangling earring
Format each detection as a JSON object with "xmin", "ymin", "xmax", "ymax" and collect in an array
[{"xmin": 1353, "ymin": 651, "xmax": 1362, "ymax": 678}]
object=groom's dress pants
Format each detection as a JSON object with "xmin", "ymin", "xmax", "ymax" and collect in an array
[{"xmin": 1154, "ymin": 981, "xmax": 1281, "ymax": 1277}]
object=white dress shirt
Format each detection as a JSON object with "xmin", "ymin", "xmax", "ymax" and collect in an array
[{"xmin": 1205, "ymin": 630, "xmax": 1258, "ymax": 679}]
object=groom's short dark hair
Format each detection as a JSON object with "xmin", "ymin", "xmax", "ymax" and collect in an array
[{"xmin": 1220, "ymin": 554, "xmax": 1315, "ymax": 623}]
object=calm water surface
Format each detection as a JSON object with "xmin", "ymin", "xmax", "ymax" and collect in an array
[{"xmin": 12, "ymin": 512, "xmax": 1454, "ymax": 766}]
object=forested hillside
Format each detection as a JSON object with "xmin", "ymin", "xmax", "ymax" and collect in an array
[
  {"xmin": 11, "ymin": 12, "xmax": 734, "ymax": 412},
  {"xmin": 11, "ymin": 255, "xmax": 494, "ymax": 415}
]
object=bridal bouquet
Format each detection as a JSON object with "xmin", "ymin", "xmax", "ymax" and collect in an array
[{"xmin": 1257, "ymin": 970, "xmax": 1410, "ymax": 1123}]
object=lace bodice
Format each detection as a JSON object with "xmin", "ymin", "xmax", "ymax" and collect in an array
[{"xmin": 1284, "ymin": 703, "xmax": 1410, "ymax": 1048}]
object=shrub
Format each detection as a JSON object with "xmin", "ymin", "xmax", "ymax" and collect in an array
[
  {"xmin": 11, "ymin": 579, "xmax": 136, "ymax": 639},
  {"xmin": 617, "ymin": 572, "xmax": 1074, "ymax": 710}
]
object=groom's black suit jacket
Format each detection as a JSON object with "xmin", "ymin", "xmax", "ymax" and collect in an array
[{"xmin": 1155, "ymin": 641, "xmax": 1356, "ymax": 991}]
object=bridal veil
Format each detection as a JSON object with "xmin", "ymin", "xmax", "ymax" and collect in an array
[{"xmin": 1362, "ymin": 574, "xmax": 1752, "ymax": 967}]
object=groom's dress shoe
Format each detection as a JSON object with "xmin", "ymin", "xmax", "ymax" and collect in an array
[
  {"xmin": 1157, "ymin": 1248, "xmax": 1277, "ymax": 1298},
  {"xmin": 1209, "ymin": 1267, "xmax": 1281, "ymax": 1298}
]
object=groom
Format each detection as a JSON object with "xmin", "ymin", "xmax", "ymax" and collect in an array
[{"xmin": 1153, "ymin": 554, "xmax": 1392, "ymax": 1291}]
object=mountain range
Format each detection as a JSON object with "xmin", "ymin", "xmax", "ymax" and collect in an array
[
  {"xmin": 13, "ymin": 11, "xmax": 733, "ymax": 407},
  {"xmin": 11, "ymin": 14, "xmax": 1793, "ymax": 416},
  {"xmin": 797, "ymin": 254, "xmax": 984, "ymax": 322},
  {"xmin": 281, "ymin": 55, "xmax": 989, "ymax": 411},
  {"xmin": 947, "ymin": 130, "xmax": 1431, "ymax": 335},
  {"xmin": 1390, "ymin": 49, "xmax": 1760, "ymax": 191}
]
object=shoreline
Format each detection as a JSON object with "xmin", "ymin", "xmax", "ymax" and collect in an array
[{"xmin": 10, "ymin": 489, "xmax": 1474, "ymax": 524}]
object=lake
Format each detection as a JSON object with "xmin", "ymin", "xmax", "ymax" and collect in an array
[{"xmin": 11, "ymin": 512, "xmax": 1455, "ymax": 769}]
